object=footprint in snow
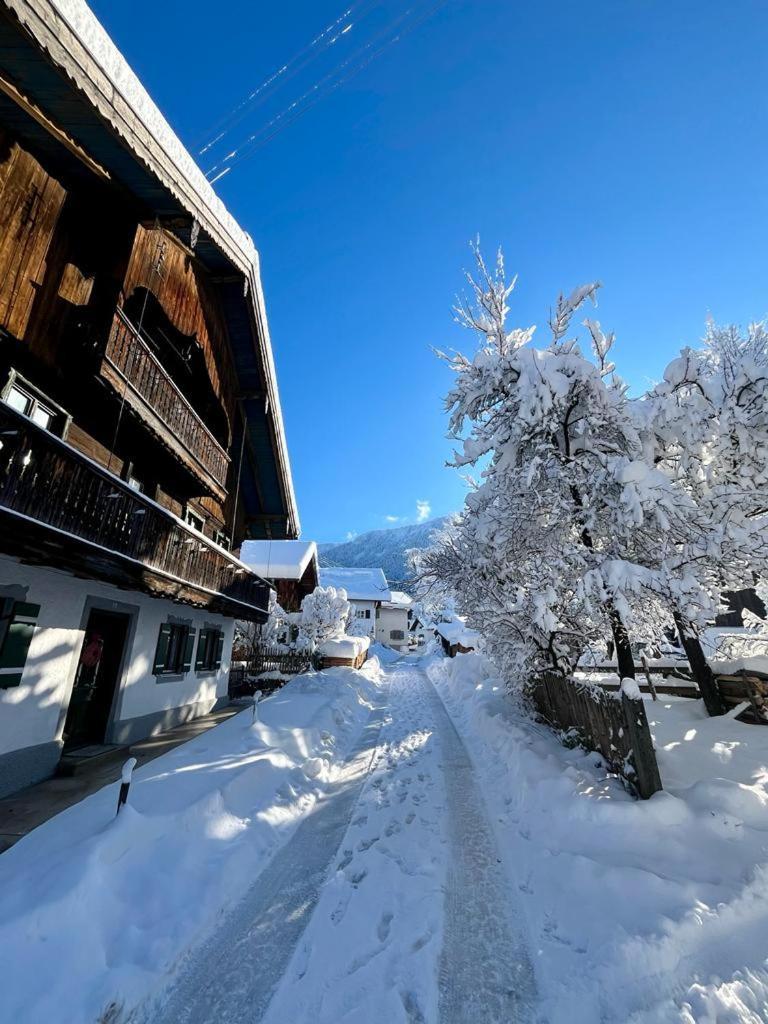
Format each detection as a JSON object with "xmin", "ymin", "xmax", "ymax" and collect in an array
[
  {"xmin": 357, "ymin": 835, "xmax": 380, "ymax": 852},
  {"xmin": 377, "ymin": 911, "xmax": 393, "ymax": 942},
  {"xmin": 336, "ymin": 849, "xmax": 353, "ymax": 871}
]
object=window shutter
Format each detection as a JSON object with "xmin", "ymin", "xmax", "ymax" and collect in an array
[
  {"xmin": 195, "ymin": 630, "xmax": 208, "ymax": 671},
  {"xmin": 153, "ymin": 623, "xmax": 173, "ymax": 674},
  {"xmin": 181, "ymin": 627, "xmax": 196, "ymax": 673},
  {"xmin": 213, "ymin": 630, "xmax": 225, "ymax": 670},
  {"xmin": 0, "ymin": 601, "xmax": 40, "ymax": 689}
]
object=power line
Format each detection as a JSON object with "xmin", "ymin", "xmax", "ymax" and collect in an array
[
  {"xmin": 206, "ymin": 0, "xmax": 451, "ymax": 183},
  {"xmin": 196, "ymin": 0, "xmax": 381, "ymax": 157}
]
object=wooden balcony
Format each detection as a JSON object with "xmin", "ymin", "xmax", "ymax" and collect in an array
[
  {"xmin": 99, "ymin": 310, "xmax": 230, "ymax": 498},
  {"xmin": 0, "ymin": 402, "xmax": 270, "ymax": 621}
]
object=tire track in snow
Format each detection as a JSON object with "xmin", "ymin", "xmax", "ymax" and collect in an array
[
  {"xmin": 424, "ymin": 671, "xmax": 538, "ymax": 1023},
  {"xmin": 141, "ymin": 699, "xmax": 387, "ymax": 1024}
]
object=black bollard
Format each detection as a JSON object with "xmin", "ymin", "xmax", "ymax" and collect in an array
[{"xmin": 116, "ymin": 756, "xmax": 137, "ymax": 816}]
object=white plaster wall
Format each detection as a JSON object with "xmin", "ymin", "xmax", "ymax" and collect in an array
[
  {"xmin": 0, "ymin": 555, "xmax": 235, "ymax": 756},
  {"xmin": 375, "ymin": 606, "xmax": 410, "ymax": 648},
  {"xmin": 350, "ymin": 599, "xmax": 377, "ymax": 638}
]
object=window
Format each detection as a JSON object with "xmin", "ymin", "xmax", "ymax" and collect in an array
[
  {"xmin": 355, "ymin": 609, "xmax": 366, "ymax": 620},
  {"xmin": 390, "ymin": 629, "xmax": 405, "ymax": 641},
  {"xmin": 212, "ymin": 530, "xmax": 229, "ymax": 550},
  {"xmin": 3, "ymin": 379, "xmax": 62, "ymax": 434},
  {"xmin": 153, "ymin": 623, "xmax": 196, "ymax": 676},
  {"xmin": 195, "ymin": 628, "xmax": 225, "ymax": 672},
  {"xmin": 0, "ymin": 599, "xmax": 40, "ymax": 688},
  {"xmin": 365, "ymin": 609, "xmax": 371, "ymax": 620},
  {"xmin": 184, "ymin": 508, "xmax": 205, "ymax": 533}
]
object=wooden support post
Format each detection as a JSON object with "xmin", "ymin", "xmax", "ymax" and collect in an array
[
  {"xmin": 621, "ymin": 694, "xmax": 662, "ymax": 799},
  {"xmin": 641, "ymin": 654, "xmax": 658, "ymax": 701}
]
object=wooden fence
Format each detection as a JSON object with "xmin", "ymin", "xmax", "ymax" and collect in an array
[
  {"xmin": 530, "ymin": 672, "xmax": 663, "ymax": 799},
  {"xmin": 229, "ymin": 645, "xmax": 314, "ymax": 697}
]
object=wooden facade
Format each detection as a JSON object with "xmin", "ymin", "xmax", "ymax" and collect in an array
[{"xmin": 0, "ymin": 19, "xmax": 295, "ymax": 621}]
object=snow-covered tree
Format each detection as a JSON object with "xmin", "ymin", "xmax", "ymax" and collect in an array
[
  {"xmin": 430, "ymin": 243, "xmax": 690, "ymax": 685},
  {"xmin": 298, "ymin": 586, "xmax": 351, "ymax": 649},
  {"xmin": 641, "ymin": 319, "xmax": 768, "ymax": 712}
]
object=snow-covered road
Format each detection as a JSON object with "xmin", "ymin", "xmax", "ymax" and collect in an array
[{"xmin": 144, "ymin": 660, "xmax": 536, "ymax": 1024}]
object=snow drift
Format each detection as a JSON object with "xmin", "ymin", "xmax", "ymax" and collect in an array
[
  {"xmin": 428, "ymin": 651, "xmax": 768, "ymax": 1024},
  {"xmin": 0, "ymin": 662, "xmax": 384, "ymax": 1024}
]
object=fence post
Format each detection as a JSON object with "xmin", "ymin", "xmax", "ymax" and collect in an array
[
  {"xmin": 620, "ymin": 693, "xmax": 662, "ymax": 798},
  {"xmin": 116, "ymin": 756, "xmax": 137, "ymax": 816}
]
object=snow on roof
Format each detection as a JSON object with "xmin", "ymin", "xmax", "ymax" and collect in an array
[
  {"xmin": 435, "ymin": 616, "xmax": 479, "ymax": 648},
  {"xmin": 24, "ymin": 0, "xmax": 256, "ymax": 270},
  {"xmin": 240, "ymin": 540, "xmax": 317, "ymax": 581},
  {"xmin": 318, "ymin": 567, "xmax": 391, "ymax": 603},
  {"xmin": 384, "ymin": 591, "xmax": 413, "ymax": 608}
]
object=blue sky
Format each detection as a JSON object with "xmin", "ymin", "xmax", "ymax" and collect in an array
[{"xmin": 90, "ymin": 0, "xmax": 768, "ymax": 542}]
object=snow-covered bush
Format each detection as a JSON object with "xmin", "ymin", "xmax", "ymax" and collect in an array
[{"xmin": 298, "ymin": 586, "xmax": 351, "ymax": 649}]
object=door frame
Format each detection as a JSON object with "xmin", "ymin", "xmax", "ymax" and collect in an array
[{"xmin": 58, "ymin": 596, "xmax": 140, "ymax": 745}]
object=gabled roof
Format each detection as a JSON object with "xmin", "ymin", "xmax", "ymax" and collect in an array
[
  {"xmin": 240, "ymin": 540, "xmax": 317, "ymax": 582},
  {"xmin": 1, "ymin": 0, "xmax": 298, "ymax": 538},
  {"xmin": 318, "ymin": 567, "xmax": 391, "ymax": 603},
  {"xmin": 384, "ymin": 590, "xmax": 413, "ymax": 608}
]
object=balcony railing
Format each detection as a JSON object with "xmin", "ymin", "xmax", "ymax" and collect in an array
[
  {"xmin": 101, "ymin": 310, "xmax": 230, "ymax": 494},
  {"xmin": 0, "ymin": 402, "xmax": 269, "ymax": 621}
]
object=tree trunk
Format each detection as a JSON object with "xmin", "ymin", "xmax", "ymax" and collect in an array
[
  {"xmin": 673, "ymin": 611, "xmax": 725, "ymax": 717},
  {"xmin": 608, "ymin": 603, "xmax": 636, "ymax": 680}
]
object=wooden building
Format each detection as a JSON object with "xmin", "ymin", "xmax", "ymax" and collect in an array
[
  {"xmin": 0, "ymin": 0, "xmax": 299, "ymax": 795},
  {"xmin": 240, "ymin": 540, "xmax": 319, "ymax": 613}
]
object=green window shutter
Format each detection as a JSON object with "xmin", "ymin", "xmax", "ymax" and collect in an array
[
  {"xmin": 195, "ymin": 630, "xmax": 209, "ymax": 671},
  {"xmin": 153, "ymin": 623, "xmax": 173, "ymax": 674},
  {"xmin": 213, "ymin": 631, "xmax": 225, "ymax": 670},
  {"xmin": 181, "ymin": 627, "xmax": 196, "ymax": 673},
  {"xmin": 0, "ymin": 600, "xmax": 40, "ymax": 689}
]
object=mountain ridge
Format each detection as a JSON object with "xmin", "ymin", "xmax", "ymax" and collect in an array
[{"xmin": 318, "ymin": 516, "xmax": 449, "ymax": 587}]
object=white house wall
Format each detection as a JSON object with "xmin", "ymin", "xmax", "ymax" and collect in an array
[
  {"xmin": 0, "ymin": 555, "xmax": 234, "ymax": 796},
  {"xmin": 375, "ymin": 606, "xmax": 410, "ymax": 649},
  {"xmin": 350, "ymin": 599, "xmax": 377, "ymax": 637}
]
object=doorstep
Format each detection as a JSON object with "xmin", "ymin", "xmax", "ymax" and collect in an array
[
  {"xmin": 58, "ymin": 743, "xmax": 131, "ymax": 777},
  {"xmin": 0, "ymin": 704, "xmax": 243, "ymax": 854}
]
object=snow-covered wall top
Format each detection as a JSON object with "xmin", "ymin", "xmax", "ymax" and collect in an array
[
  {"xmin": 319, "ymin": 567, "xmax": 391, "ymax": 603},
  {"xmin": 241, "ymin": 540, "xmax": 317, "ymax": 581}
]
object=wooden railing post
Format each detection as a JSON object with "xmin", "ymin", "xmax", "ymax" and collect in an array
[{"xmin": 620, "ymin": 692, "xmax": 662, "ymax": 799}]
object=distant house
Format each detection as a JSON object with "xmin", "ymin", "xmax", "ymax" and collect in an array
[
  {"xmin": 375, "ymin": 591, "xmax": 413, "ymax": 651},
  {"xmin": 318, "ymin": 567, "xmax": 391, "ymax": 638},
  {"xmin": 241, "ymin": 540, "xmax": 319, "ymax": 612}
]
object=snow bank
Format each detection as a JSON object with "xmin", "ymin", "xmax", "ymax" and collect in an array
[
  {"xmin": 0, "ymin": 664, "xmax": 383, "ymax": 1024},
  {"xmin": 710, "ymin": 654, "xmax": 768, "ymax": 677},
  {"xmin": 427, "ymin": 651, "xmax": 768, "ymax": 1024},
  {"xmin": 317, "ymin": 634, "xmax": 371, "ymax": 660}
]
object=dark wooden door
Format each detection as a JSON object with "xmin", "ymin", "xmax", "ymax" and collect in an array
[{"xmin": 64, "ymin": 610, "xmax": 129, "ymax": 748}]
